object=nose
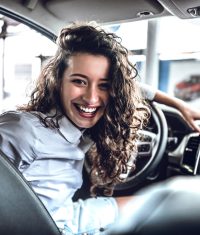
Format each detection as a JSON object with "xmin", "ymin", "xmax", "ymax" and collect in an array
[{"xmin": 82, "ymin": 86, "xmax": 100, "ymax": 104}]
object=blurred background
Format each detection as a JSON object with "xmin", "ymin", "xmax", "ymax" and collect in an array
[{"xmin": 1, "ymin": 14, "xmax": 200, "ymax": 112}]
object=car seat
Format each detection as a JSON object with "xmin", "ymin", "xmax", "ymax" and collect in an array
[
  {"xmin": 0, "ymin": 149, "xmax": 61, "ymax": 235},
  {"xmin": 106, "ymin": 176, "xmax": 200, "ymax": 235}
]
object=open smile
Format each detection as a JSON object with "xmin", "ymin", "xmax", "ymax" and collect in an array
[{"xmin": 74, "ymin": 104, "xmax": 99, "ymax": 117}]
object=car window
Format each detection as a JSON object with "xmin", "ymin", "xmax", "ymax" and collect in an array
[
  {"xmin": 0, "ymin": 15, "xmax": 57, "ymax": 112},
  {"xmin": 0, "ymin": 14, "xmax": 200, "ymax": 113}
]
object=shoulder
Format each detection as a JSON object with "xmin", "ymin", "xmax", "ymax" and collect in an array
[
  {"xmin": 0, "ymin": 110, "xmax": 38, "ymax": 128},
  {"xmin": 0, "ymin": 111, "xmax": 44, "ymax": 140},
  {"xmin": 137, "ymin": 82, "xmax": 156, "ymax": 101},
  {"xmin": 0, "ymin": 111, "xmax": 40, "ymax": 161}
]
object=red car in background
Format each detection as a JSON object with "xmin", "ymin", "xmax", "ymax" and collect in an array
[{"xmin": 174, "ymin": 75, "xmax": 200, "ymax": 101}]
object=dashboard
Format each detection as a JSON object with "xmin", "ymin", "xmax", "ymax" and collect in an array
[
  {"xmin": 161, "ymin": 105, "xmax": 200, "ymax": 177},
  {"xmin": 79, "ymin": 103, "xmax": 200, "ymax": 199},
  {"xmin": 113, "ymin": 103, "xmax": 200, "ymax": 196}
]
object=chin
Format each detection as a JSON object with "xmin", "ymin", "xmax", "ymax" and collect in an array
[
  {"xmin": 72, "ymin": 112, "xmax": 103, "ymax": 129},
  {"xmin": 77, "ymin": 122, "xmax": 95, "ymax": 129}
]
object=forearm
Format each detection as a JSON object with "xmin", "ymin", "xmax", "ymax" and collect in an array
[
  {"xmin": 153, "ymin": 90, "xmax": 200, "ymax": 132},
  {"xmin": 153, "ymin": 90, "xmax": 185, "ymax": 110}
]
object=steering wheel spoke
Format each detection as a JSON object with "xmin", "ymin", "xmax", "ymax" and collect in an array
[{"xmin": 137, "ymin": 130, "xmax": 157, "ymax": 157}]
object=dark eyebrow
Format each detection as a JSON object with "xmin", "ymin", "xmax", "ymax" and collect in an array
[
  {"xmin": 70, "ymin": 73, "xmax": 88, "ymax": 79},
  {"xmin": 70, "ymin": 73, "xmax": 109, "ymax": 81}
]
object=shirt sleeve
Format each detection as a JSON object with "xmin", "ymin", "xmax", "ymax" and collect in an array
[
  {"xmin": 63, "ymin": 197, "xmax": 119, "ymax": 234},
  {"xmin": 138, "ymin": 82, "xmax": 157, "ymax": 101},
  {"xmin": 0, "ymin": 111, "xmax": 37, "ymax": 166}
]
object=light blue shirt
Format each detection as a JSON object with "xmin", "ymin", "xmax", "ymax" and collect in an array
[
  {"xmin": 0, "ymin": 111, "xmax": 118, "ymax": 234},
  {"xmin": 138, "ymin": 82, "xmax": 156, "ymax": 101}
]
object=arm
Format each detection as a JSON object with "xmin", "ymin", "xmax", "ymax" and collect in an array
[
  {"xmin": 139, "ymin": 83, "xmax": 200, "ymax": 133},
  {"xmin": 154, "ymin": 90, "xmax": 200, "ymax": 133}
]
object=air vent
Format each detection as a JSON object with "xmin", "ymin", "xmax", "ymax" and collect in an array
[
  {"xmin": 188, "ymin": 7, "xmax": 200, "ymax": 17},
  {"xmin": 182, "ymin": 136, "xmax": 200, "ymax": 172}
]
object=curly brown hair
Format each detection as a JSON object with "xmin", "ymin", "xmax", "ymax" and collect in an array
[{"xmin": 18, "ymin": 21, "xmax": 150, "ymax": 196}]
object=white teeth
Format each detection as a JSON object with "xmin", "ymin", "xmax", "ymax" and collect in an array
[{"xmin": 79, "ymin": 105, "xmax": 97, "ymax": 113}]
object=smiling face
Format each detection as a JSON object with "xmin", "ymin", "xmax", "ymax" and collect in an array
[{"xmin": 60, "ymin": 53, "xmax": 110, "ymax": 129}]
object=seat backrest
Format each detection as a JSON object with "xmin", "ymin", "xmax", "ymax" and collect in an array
[
  {"xmin": 0, "ymin": 149, "xmax": 61, "ymax": 235},
  {"xmin": 106, "ymin": 176, "xmax": 200, "ymax": 235}
]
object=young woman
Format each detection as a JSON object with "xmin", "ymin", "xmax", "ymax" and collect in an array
[{"xmin": 0, "ymin": 22, "xmax": 149, "ymax": 234}]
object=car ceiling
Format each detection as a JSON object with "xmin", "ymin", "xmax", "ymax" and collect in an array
[{"xmin": 0, "ymin": 0, "xmax": 200, "ymax": 35}]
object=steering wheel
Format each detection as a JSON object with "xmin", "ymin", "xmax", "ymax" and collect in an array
[
  {"xmin": 84, "ymin": 102, "xmax": 168, "ymax": 192},
  {"xmin": 115, "ymin": 101, "xmax": 168, "ymax": 190}
]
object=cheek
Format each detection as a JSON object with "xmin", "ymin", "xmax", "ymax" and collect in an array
[
  {"xmin": 61, "ymin": 84, "xmax": 80, "ymax": 104},
  {"xmin": 103, "ymin": 92, "xmax": 110, "ymax": 106}
]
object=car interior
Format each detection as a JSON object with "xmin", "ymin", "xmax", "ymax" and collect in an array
[{"xmin": 0, "ymin": 0, "xmax": 200, "ymax": 234}]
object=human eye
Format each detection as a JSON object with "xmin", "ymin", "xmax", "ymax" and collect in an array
[
  {"xmin": 71, "ymin": 79, "xmax": 87, "ymax": 86},
  {"xmin": 99, "ymin": 82, "xmax": 110, "ymax": 90}
]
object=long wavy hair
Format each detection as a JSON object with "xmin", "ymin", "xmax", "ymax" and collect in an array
[{"xmin": 18, "ymin": 21, "xmax": 150, "ymax": 196}]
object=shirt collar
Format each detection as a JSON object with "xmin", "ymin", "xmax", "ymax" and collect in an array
[
  {"xmin": 58, "ymin": 116, "xmax": 83, "ymax": 144},
  {"xmin": 36, "ymin": 109, "xmax": 84, "ymax": 144}
]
